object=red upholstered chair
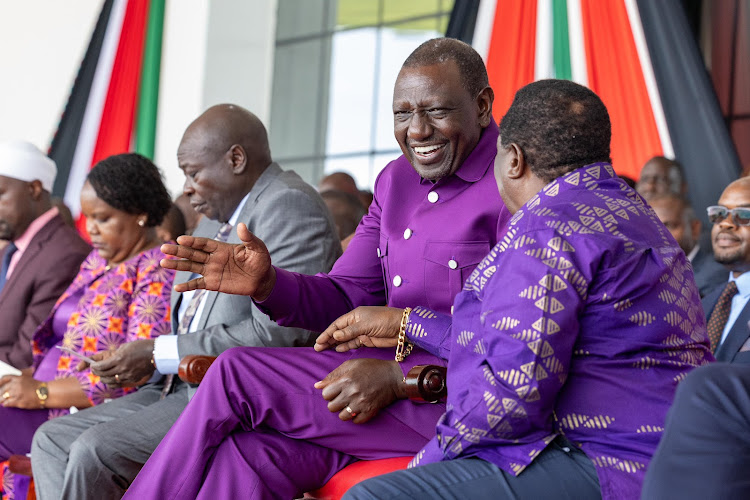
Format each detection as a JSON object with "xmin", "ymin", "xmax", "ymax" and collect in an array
[
  {"xmin": 179, "ymin": 356, "xmax": 447, "ymax": 499},
  {"xmin": 304, "ymin": 456, "xmax": 412, "ymax": 500}
]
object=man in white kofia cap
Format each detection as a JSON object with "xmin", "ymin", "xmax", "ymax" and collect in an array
[{"xmin": 0, "ymin": 140, "xmax": 89, "ymax": 369}]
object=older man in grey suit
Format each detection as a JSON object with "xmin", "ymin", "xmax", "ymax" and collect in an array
[{"xmin": 30, "ymin": 104, "xmax": 340, "ymax": 500}]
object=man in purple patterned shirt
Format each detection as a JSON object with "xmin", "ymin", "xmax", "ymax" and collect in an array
[{"xmin": 330, "ymin": 80, "xmax": 711, "ymax": 499}]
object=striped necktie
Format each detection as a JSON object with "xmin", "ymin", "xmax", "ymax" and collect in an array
[{"xmin": 160, "ymin": 222, "xmax": 233, "ymax": 398}]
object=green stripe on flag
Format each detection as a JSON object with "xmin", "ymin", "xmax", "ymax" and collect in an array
[
  {"xmin": 552, "ymin": 0, "xmax": 572, "ymax": 80},
  {"xmin": 135, "ymin": 0, "xmax": 165, "ymax": 159}
]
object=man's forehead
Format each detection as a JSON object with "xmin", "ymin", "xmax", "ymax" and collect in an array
[
  {"xmin": 720, "ymin": 181, "xmax": 750, "ymax": 205},
  {"xmin": 396, "ymin": 61, "xmax": 461, "ymax": 87}
]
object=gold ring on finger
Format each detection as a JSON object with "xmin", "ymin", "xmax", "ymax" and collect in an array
[{"xmin": 2, "ymin": 391, "xmax": 9, "ymax": 399}]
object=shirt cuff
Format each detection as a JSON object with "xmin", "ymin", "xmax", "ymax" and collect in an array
[
  {"xmin": 153, "ymin": 335, "xmax": 180, "ymax": 374},
  {"xmin": 406, "ymin": 306, "xmax": 453, "ymax": 359},
  {"xmin": 254, "ymin": 266, "xmax": 300, "ymax": 321}
]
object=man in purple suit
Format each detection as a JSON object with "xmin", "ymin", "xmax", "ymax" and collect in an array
[
  {"xmin": 0, "ymin": 141, "xmax": 89, "ymax": 369},
  {"xmin": 125, "ymin": 38, "xmax": 511, "ymax": 498}
]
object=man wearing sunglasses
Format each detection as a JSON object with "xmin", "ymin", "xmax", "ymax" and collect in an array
[
  {"xmin": 650, "ymin": 193, "xmax": 726, "ymax": 297},
  {"xmin": 703, "ymin": 177, "xmax": 750, "ymax": 363}
]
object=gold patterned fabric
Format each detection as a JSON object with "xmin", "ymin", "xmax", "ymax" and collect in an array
[{"xmin": 405, "ymin": 163, "xmax": 712, "ymax": 499}]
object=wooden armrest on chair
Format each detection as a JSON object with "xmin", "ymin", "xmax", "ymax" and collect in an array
[
  {"xmin": 178, "ymin": 355, "xmax": 217, "ymax": 384},
  {"xmin": 404, "ymin": 365, "xmax": 447, "ymax": 402},
  {"xmin": 9, "ymin": 454, "xmax": 32, "ymax": 477}
]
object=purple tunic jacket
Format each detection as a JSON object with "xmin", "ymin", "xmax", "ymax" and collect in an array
[
  {"xmin": 407, "ymin": 164, "xmax": 713, "ymax": 499},
  {"xmin": 260, "ymin": 120, "xmax": 511, "ymax": 331}
]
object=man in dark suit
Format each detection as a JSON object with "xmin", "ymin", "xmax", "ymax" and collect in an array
[
  {"xmin": 31, "ymin": 104, "xmax": 341, "ymax": 499},
  {"xmin": 641, "ymin": 362, "xmax": 750, "ymax": 499},
  {"xmin": 0, "ymin": 141, "xmax": 89, "ymax": 369},
  {"xmin": 702, "ymin": 177, "xmax": 750, "ymax": 363},
  {"xmin": 649, "ymin": 193, "xmax": 726, "ymax": 297}
]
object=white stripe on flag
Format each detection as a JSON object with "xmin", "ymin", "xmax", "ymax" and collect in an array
[
  {"xmin": 473, "ymin": 0, "xmax": 499, "ymax": 62},
  {"xmin": 535, "ymin": 0, "xmax": 554, "ymax": 80},
  {"xmin": 64, "ymin": 0, "xmax": 128, "ymax": 216},
  {"xmin": 624, "ymin": 0, "xmax": 674, "ymax": 158},
  {"xmin": 566, "ymin": 0, "xmax": 588, "ymax": 86}
]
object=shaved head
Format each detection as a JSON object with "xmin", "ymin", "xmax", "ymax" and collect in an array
[
  {"xmin": 178, "ymin": 104, "xmax": 273, "ymax": 222},
  {"xmin": 319, "ymin": 172, "xmax": 358, "ymax": 195},
  {"xmin": 182, "ymin": 104, "xmax": 272, "ymax": 169}
]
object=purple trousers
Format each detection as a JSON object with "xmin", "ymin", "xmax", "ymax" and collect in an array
[
  {"xmin": 0, "ymin": 406, "xmax": 50, "ymax": 460},
  {"xmin": 124, "ymin": 346, "xmax": 445, "ymax": 499}
]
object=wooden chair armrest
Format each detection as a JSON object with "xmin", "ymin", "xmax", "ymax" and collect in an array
[
  {"xmin": 403, "ymin": 365, "xmax": 447, "ymax": 402},
  {"xmin": 9, "ymin": 454, "xmax": 32, "ymax": 476},
  {"xmin": 178, "ymin": 355, "xmax": 217, "ymax": 384}
]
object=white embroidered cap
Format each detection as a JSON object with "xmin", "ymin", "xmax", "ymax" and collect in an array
[{"xmin": 0, "ymin": 140, "xmax": 57, "ymax": 192}]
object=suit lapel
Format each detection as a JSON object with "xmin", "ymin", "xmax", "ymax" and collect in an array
[
  {"xmin": 716, "ymin": 302, "xmax": 750, "ymax": 362},
  {"xmin": 0, "ymin": 217, "xmax": 63, "ymax": 307},
  {"xmin": 193, "ymin": 187, "xmax": 264, "ymax": 330},
  {"xmin": 170, "ymin": 217, "xmax": 220, "ymax": 331}
]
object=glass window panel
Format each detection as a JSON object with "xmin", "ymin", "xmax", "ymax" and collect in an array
[
  {"xmin": 278, "ymin": 158, "xmax": 323, "ymax": 187},
  {"xmin": 325, "ymin": 29, "xmax": 377, "ymax": 156},
  {"xmin": 270, "ymin": 38, "xmax": 332, "ymax": 160},
  {"xmin": 336, "ymin": 0, "xmax": 380, "ymax": 29},
  {"xmin": 276, "ymin": 0, "xmax": 336, "ymax": 41},
  {"xmin": 437, "ymin": 12, "xmax": 451, "ymax": 33},
  {"xmin": 383, "ymin": 0, "xmax": 440, "ymax": 24},
  {"xmin": 374, "ymin": 28, "xmax": 443, "ymax": 151},
  {"xmin": 324, "ymin": 154, "xmax": 373, "ymax": 190}
]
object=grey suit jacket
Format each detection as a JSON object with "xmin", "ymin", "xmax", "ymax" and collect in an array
[{"xmin": 170, "ymin": 163, "xmax": 340, "ymax": 394}]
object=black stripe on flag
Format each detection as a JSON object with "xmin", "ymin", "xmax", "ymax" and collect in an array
[{"xmin": 48, "ymin": 0, "xmax": 114, "ymax": 197}]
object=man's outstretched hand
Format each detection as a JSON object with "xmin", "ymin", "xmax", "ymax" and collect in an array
[{"xmin": 160, "ymin": 223, "xmax": 276, "ymax": 300}]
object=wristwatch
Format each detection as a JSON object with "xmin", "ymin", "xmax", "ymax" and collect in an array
[{"xmin": 36, "ymin": 382, "xmax": 49, "ymax": 408}]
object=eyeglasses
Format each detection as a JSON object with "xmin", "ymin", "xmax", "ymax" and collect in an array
[{"xmin": 707, "ymin": 205, "xmax": 750, "ymax": 226}]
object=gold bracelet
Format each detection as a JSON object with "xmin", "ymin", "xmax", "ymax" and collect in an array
[{"xmin": 395, "ymin": 307, "xmax": 413, "ymax": 362}]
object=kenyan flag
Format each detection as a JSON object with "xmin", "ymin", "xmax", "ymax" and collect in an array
[
  {"xmin": 47, "ymin": 0, "xmax": 166, "ymax": 231},
  {"xmin": 456, "ymin": 0, "xmax": 740, "ymax": 220}
]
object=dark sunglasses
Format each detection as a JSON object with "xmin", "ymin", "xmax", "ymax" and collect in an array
[{"xmin": 707, "ymin": 205, "xmax": 750, "ymax": 226}]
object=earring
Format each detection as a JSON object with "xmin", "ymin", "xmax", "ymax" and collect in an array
[{"xmin": 138, "ymin": 219, "xmax": 145, "ymax": 227}]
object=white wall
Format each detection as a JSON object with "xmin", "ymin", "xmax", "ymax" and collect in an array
[
  {"xmin": 0, "ymin": 0, "xmax": 277, "ymax": 199},
  {"xmin": 0, "ymin": 1, "xmax": 100, "ymax": 151}
]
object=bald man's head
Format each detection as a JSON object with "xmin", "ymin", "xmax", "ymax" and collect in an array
[
  {"xmin": 178, "ymin": 104, "xmax": 273, "ymax": 222},
  {"xmin": 318, "ymin": 172, "xmax": 358, "ymax": 195}
]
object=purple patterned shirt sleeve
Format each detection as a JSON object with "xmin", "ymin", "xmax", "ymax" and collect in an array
[
  {"xmin": 406, "ymin": 307, "xmax": 452, "ymax": 359},
  {"xmin": 407, "ymin": 164, "xmax": 712, "ymax": 500}
]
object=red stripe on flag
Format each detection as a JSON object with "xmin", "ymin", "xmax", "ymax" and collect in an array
[
  {"xmin": 485, "ymin": 0, "xmax": 538, "ymax": 123},
  {"xmin": 77, "ymin": 0, "xmax": 151, "ymax": 236},
  {"xmin": 580, "ymin": 0, "xmax": 662, "ymax": 179}
]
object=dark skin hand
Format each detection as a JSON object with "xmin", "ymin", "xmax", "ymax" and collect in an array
[
  {"xmin": 313, "ymin": 306, "xmax": 409, "ymax": 423},
  {"xmin": 315, "ymin": 306, "xmax": 404, "ymax": 352},
  {"xmin": 0, "ymin": 370, "xmax": 43, "ymax": 409},
  {"xmin": 314, "ymin": 358, "xmax": 407, "ymax": 424},
  {"xmin": 80, "ymin": 339, "xmax": 156, "ymax": 388},
  {"xmin": 160, "ymin": 223, "xmax": 276, "ymax": 299}
]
